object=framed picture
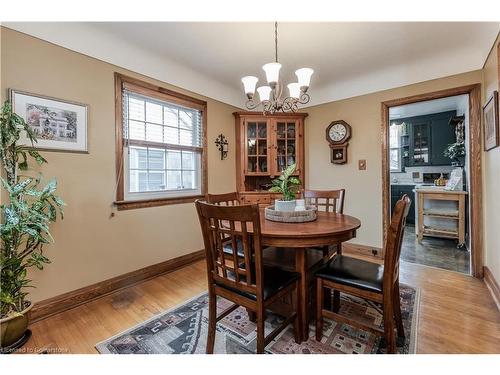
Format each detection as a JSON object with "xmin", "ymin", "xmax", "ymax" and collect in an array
[
  {"xmin": 483, "ymin": 90, "xmax": 499, "ymax": 151},
  {"xmin": 10, "ymin": 89, "xmax": 88, "ymax": 153}
]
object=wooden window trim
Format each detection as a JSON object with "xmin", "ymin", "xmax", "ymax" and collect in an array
[{"xmin": 114, "ymin": 73, "xmax": 208, "ymax": 210}]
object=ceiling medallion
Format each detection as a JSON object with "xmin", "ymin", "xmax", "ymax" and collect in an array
[{"xmin": 241, "ymin": 22, "xmax": 314, "ymax": 115}]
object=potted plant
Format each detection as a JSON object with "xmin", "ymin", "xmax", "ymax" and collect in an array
[
  {"xmin": 268, "ymin": 163, "xmax": 302, "ymax": 211},
  {"xmin": 0, "ymin": 101, "xmax": 64, "ymax": 351},
  {"xmin": 444, "ymin": 141, "xmax": 466, "ymax": 166}
]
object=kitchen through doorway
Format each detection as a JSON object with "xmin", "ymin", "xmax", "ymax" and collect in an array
[{"xmin": 387, "ymin": 94, "xmax": 471, "ymax": 274}]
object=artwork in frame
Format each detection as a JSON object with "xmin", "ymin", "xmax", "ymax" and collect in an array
[
  {"xmin": 10, "ymin": 89, "xmax": 88, "ymax": 153},
  {"xmin": 483, "ymin": 90, "xmax": 499, "ymax": 151}
]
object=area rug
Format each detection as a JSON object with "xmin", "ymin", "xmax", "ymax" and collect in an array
[{"xmin": 96, "ymin": 285, "xmax": 419, "ymax": 354}]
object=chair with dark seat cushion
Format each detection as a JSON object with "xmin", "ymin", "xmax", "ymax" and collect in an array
[
  {"xmin": 206, "ymin": 192, "xmax": 245, "ymax": 258},
  {"xmin": 315, "ymin": 255, "xmax": 383, "ymax": 293},
  {"xmin": 302, "ymin": 189, "xmax": 346, "ymax": 310},
  {"xmin": 303, "ymin": 189, "xmax": 346, "ymax": 258},
  {"xmin": 195, "ymin": 200, "xmax": 301, "ymax": 354},
  {"xmin": 226, "ymin": 264, "xmax": 299, "ymax": 301},
  {"xmin": 315, "ymin": 195, "xmax": 411, "ymax": 354},
  {"xmin": 222, "ymin": 238, "xmax": 245, "ymax": 258}
]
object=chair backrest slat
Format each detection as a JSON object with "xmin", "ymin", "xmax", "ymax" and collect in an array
[
  {"xmin": 383, "ymin": 194, "xmax": 411, "ymax": 289},
  {"xmin": 228, "ymin": 220, "xmax": 240, "ymax": 283},
  {"xmin": 196, "ymin": 200, "xmax": 263, "ymax": 299},
  {"xmin": 207, "ymin": 192, "xmax": 240, "ymax": 206},
  {"xmin": 303, "ymin": 189, "xmax": 345, "ymax": 213}
]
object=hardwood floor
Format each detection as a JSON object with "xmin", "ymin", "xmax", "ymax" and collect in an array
[{"xmin": 20, "ymin": 257, "xmax": 500, "ymax": 354}]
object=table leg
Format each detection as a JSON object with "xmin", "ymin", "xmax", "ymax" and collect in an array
[{"xmin": 295, "ymin": 250, "xmax": 308, "ymax": 341}]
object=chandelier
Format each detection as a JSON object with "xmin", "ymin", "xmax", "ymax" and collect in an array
[{"xmin": 241, "ymin": 22, "xmax": 314, "ymax": 115}]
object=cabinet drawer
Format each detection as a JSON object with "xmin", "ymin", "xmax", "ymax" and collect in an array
[{"xmin": 240, "ymin": 193, "xmax": 281, "ymax": 206}]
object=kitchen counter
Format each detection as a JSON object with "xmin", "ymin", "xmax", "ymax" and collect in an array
[{"xmin": 413, "ymin": 186, "xmax": 467, "ymax": 194}]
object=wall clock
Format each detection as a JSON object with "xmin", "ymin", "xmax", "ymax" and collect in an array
[
  {"xmin": 326, "ymin": 120, "xmax": 352, "ymax": 144},
  {"xmin": 326, "ymin": 120, "xmax": 351, "ymax": 164}
]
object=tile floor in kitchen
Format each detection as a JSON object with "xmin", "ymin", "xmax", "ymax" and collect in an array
[{"xmin": 401, "ymin": 224, "xmax": 470, "ymax": 274}]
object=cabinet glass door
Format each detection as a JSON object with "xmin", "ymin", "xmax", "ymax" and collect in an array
[
  {"xmin": 411, "ymin": 122, "xmax": 430, "ymax": 165},
  {"xmin": 246, "ymin": 120, "xmax": 268, "ymax": 174},
  {"xmin": 275, "ymin": 120, "xmax": 298, "ymax": 174}
]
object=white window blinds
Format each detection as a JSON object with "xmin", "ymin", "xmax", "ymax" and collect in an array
[{"xmin": 121, "ymin": 89, "xmax": 203, "ymax": 200}]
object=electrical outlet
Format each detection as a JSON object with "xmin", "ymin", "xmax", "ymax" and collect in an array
[{"xmin": 358, "ymin": 159, "xmax": 366, "ymax": 170}]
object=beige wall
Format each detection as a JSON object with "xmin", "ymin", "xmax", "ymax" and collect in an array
[
  {"xmin": 482, "ymin": 33, "xmax": 500, "ymax": 284},
  {"xmin": 305, "ymin": 70, "xmax": 483, "ymax": 248},
  {"xmin": 2, "ymin": 25, "xmax": 498, "ymax": 303},
  {"xmin": 0, "ymin": 28, "xmax": 238, "ymax": 302}
]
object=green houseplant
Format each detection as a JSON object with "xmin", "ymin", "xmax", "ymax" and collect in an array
[
  {"xmin": 0, "ymin": 101, "xmax": 64, "ymax": 350},
  {"xmin": 444, "ymin": 141, "xmax": 466, "ymax": 166},
  {"xmin": 268, "ymin": 163, "xmax": 302, "ymax": 211}
]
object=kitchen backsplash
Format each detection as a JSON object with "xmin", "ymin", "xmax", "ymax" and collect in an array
[{"xmin": 391, "ymin": 166, "xmax": 454, "ymax": 185}]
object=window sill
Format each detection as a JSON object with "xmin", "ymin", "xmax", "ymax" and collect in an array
[{"xmin": 114, "ymin": 195, "xmax": 205, "ymax": 211}]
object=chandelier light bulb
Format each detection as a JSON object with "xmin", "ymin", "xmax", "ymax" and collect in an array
[
  {"xmin": 295, "ymin": 68, "xmax": 314, "ymax": 89},
  {"xmin": 241, "ymin": 76, "xmax": 258, "ymax": 98},
  {"xmin": 287, "ymin": 83, "xmax": 302, "ymax": 99},
  {"xmin": 262, "ymin": 62, "xmax": 282, "ymax": 86},
  {"xmin": 257, "ymin": 86, "xmax": 272, "ymax": 101}
]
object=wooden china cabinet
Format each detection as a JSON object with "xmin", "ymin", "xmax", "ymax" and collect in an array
[{"xmin": 233, "ymin": 111, "xmax": 308, "ymax": 205}]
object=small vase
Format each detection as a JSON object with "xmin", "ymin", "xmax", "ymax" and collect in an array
[
  {"xmin": 275, "ymin": 199, "xmax": 296, "ymax": 212},
  {"xmin": 295, "ymin": 199, "xmax": 306, "ymax": 211}
]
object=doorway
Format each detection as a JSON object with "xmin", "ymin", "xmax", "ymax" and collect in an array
[{"xmin": 381, "ymin": 85, "xmax": 483, "ymax": 277}]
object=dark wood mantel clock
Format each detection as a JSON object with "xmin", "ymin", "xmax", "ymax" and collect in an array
[{"xmin": 326, "ymin": 120, "xmax": 352, "ymax": 164}]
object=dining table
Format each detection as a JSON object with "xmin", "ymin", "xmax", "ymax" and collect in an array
[{"xmin": 250, "ymin": 208, "xmax": 362, "ymax": 342}]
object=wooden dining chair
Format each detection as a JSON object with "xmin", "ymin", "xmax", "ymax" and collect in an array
[
  {"xmin": 206, "ymin": 192, "xmax": 244, "ymax": 258},
  {"xmin": 302, "ymin": 189, "xmax": 346, "ymax": 312},
  {"xmin": 303, "ymin": 189, "xmax": 346, "ymax": 259},
  {"xmin": 314, "ymin": 195, "xmax": 411, "ymax": 354},
  {"xmin": 304, "ymin": 189, "xmax": 345, "ymax": 215},
  {"xmin": 206, "ymin": 192, "xmax": 240, "ymax": 206},
  {"xmin": 195, "ymin": 200, "xmax": 301, "ymax": 353}
]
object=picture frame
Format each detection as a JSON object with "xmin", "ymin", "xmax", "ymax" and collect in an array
[
  {"xmin": 483, "ymin": 90, "xmax": 499, "ymax": 151},
  {"xmin": 10, "ymin": 89, "xmax": 89, "ymax": 153}
]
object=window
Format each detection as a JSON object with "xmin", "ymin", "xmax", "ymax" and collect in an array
[
  {"xmin": 115, "ymin": 74, "xmax": 207, "ymax": 210},
  {"xmin": 389, "ymin": 122, "xmax": 403, "ymax": 172}
]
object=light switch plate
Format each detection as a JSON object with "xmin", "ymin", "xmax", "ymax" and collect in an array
[{"xmin": 358, "ymin": 159, "xmax": 366, "ymax": 170}]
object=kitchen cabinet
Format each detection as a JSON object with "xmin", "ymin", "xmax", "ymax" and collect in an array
[
  {"xmin": 397, "ymin": 111, "xmax": 457, "ymax": 168},
  {"xmin": 391, "ymin": 184, "xmax": 415, "ymax": 224},
  {"xmin": 430, "ymin": 112, "xmax": 458, "ymax": 166},
  {"xmin": 409, "ymin": 121, "xmax": 431, "ymax": 166}
]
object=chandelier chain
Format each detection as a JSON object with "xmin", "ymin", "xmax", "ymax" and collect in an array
[{"xmin": 274, "ymin": 21, "xmax": 278, "ymax": 63}]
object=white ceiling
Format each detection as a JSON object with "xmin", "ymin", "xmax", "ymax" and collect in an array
[
  {"xmin": 389, "ymin": 94, "xmax": 469, "ymax": 120},
  {"xmin": 4, "ymin": 22, "xmax": 500, "ymax": 108}
]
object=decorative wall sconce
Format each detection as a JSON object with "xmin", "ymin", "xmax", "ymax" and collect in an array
[{"xmin": 215, "ymin": 134, "xmax": 228, "ymax": 160}]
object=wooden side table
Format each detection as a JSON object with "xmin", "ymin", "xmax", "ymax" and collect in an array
[{"xmin": 415, "ymin": 189, "xmax": 468, "ymax": 246}]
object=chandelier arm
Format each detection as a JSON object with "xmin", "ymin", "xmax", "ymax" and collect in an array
[
  {"xmin": 282, "ymin": 97, "xmax": 298, "ymax": 113},
  {"xmin": 245, "ymin": 99, "xmax": 261, "ymax": 110},
  {"xmin": 261, "ymin": 100, "xmax": 272, "ymax": 115},
  {"xmin": 298, "ymin": 92, "xmax": 310, "ymax": 105}
]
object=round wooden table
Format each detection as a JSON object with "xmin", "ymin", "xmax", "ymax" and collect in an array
[{"xmin": 255, "ymin": 209, "xmax": 361, "ymax": 341}]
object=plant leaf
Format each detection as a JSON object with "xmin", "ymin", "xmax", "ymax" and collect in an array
[{"xmin": 268, "ymin": 186, "xmax": 282, "ymax": 193}]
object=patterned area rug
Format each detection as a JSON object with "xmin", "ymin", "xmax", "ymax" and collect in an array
[{"xmin": 96, "ymin": 285, "xmax": 419, "ymax": 354}]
